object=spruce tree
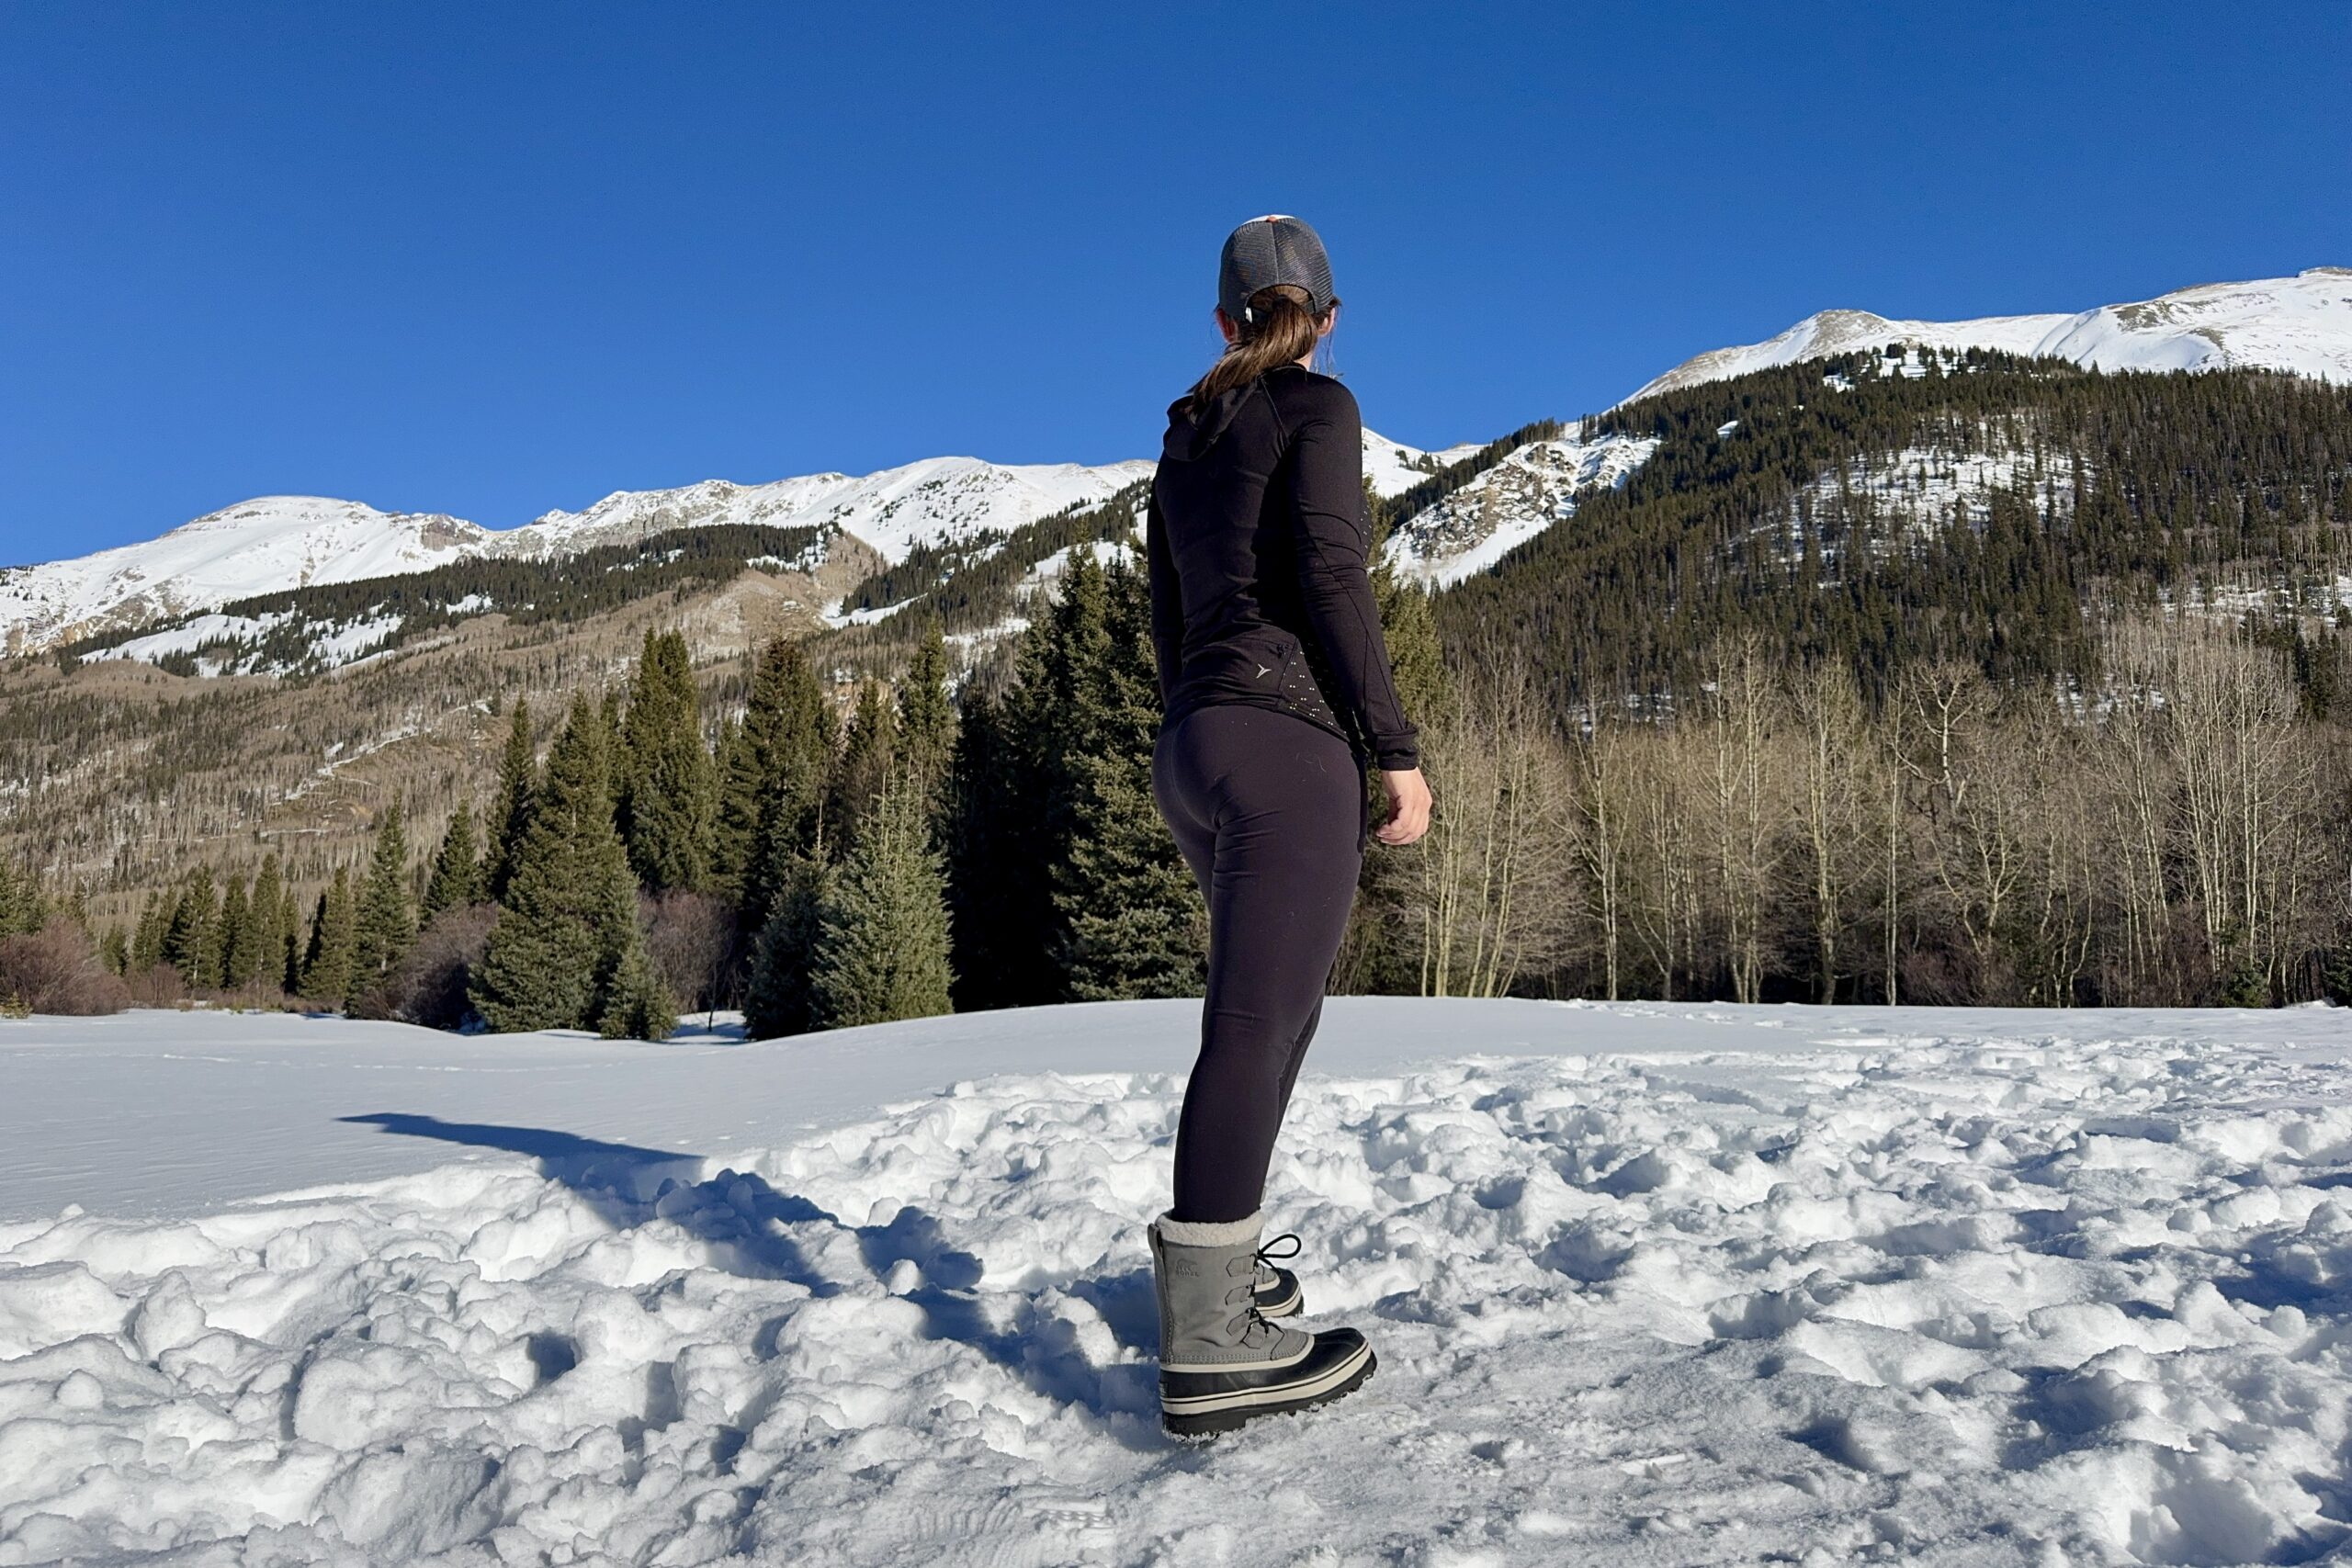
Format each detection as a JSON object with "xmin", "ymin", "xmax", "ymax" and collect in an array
[
  {"xmin": 162, "ymin": 867, "xmax": 220, "ymax": 989},
  {"xmin": 743, "ymin": 849, "xmax": 832, "ymax": 1040},
  {"xmin": 617, "ymin": 628, "xmax": 716, "ymax": 893},
  {"xmin": 943, "ymin": 686, "xmax": 1032, "ymax": 1010},
  {"xmin": 420, "ymin": 801, "xmax": 484, "ymax": 920},
  {"xmin": 130, "ymin": 893, "xmax": 165, "ymax": 974},
  {"xmin": 485, "ymin": 700, "xmax": 537, "ymax": 904},
  {"xmin": 470, "ymin": 694, "xmax": 650, "ymax": 1032},
  {"xmin": 1053, "ymin": 560, "xmax": 1204, "ymax": 998},
  {"xmin": 945, "ymin": 553, "xmax": 1100, "ymax": 1010},
  {"xmin": 0, "ymin": 860, "xmax": 42, "ymax": 936},
  {"xmin": 99, "ymin": 924, "xmax": 130, "ymax": 976},
  {"xmin": 827, "ymin": 680, "xmax": 898, "ymax": 852},
  {"xmin": 217, "ymin": 874, "xmax": 253, "ymax": 990},
  {"xmin": 347, "ymin": 804, "xmax": 415, "ymax": 1011},
  {"xmin": 1325, "ymin": 493, "xmax": 1453, "ymax": 995},
  {"xmin": 278, "ymin": 886, "xmax": 302, "ymax": 996},
  {"xmin": 300, "ymin": 866, "xmax": 356, "ymax": 1003},
  {"xmin": 596, "ymin": 941, "xmax": 677, "ymax": 1042},
  {"xmin": 247, "ymin": 853, "xmax": 285, "ymax": 991},
  {"xmin": 896, "ymin": 622, "xmax": 956, "ymax": 795},
  {"xmin": 808, "ymin": 775, "xmax": 954, "ymax": 1029},
  {"xmin": 740, "ymin": 639, "xmax": 838, "ymax": 930}
]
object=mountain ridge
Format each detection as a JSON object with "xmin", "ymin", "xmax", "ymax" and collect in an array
[
  {"xmin": 1625, "ymin": 266, "xmax": 2352, "ymax": 402},
  {"xmin": 9, "ymin": 267, "xmax": 2350, "ymax": 656}
]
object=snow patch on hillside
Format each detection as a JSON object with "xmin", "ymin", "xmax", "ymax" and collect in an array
[
  {"xmin": 1363, "ymin": 430, "xmax": 1482, "ymax": 501},
  {"xmin": 1383, "ymin": 434, "xmax": 1660, "ymax": 587},
  {"xmin": 1629, "ymin": 266, "xmax": 2352, "ymax": 403},
  {"xmin": 4, "ymin": 1001, "xmax": 2352, "ymax": 1562}
]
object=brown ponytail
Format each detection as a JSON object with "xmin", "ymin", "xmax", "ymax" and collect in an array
[{"xmin": 1186, "ymin": 284, "xmax": 1335, "ymax": 421}]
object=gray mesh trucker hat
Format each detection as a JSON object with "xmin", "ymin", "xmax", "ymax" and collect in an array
[{"xmin": 1218, "ymin": 214, "xmax": 1336, "ymax": 324}]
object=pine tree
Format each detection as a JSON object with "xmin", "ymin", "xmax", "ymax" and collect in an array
[
  {"xmin": 247, "ymin": 853, "xmax": 285, "ymax": 992},
  {"xmin": 808, "ymin": 775, "xmax": 954, "ymax": 1029},
  {"xmin": 1053, "ymin": 560, "xmax": 1204, "ymax": 998},
  {"xmin": 347, "ymin": 804, "xmax": 415, "ymax": 1011},
  {"xmin": 617, "ymin": 628, "xmax": 716, "ymax": 892},
  {"xmin": 162, "ymin": 866, "xmax": 220, "ymax": 989},
  {"xmin": 99, "ymin": 924, "xmax": 129, "ymax": 977},
  {"xmin": 1343, "ymin": 533, "xmax": 1454, "ymax": 994},
  {"xmin": 217, "ymin": 874, "xmax": 253, "ymax": 990},
  {"xmin": 420, "ymin": 801, "xmax": 484, "ymax": 920},
  {"xmin": 470, "ymin": 694, "xmax": 650, "ymax": 1032},
  {"xmin": 743, "ymin": 850, "xmax": 831, "ymax": 1040},
  {"xmin": 485, "ymin": 700, "xmax": 537, "ymax": 904},
  {"xmin": 0, "ymin": 860, "xmax": 42, "ymax": 937},
  {"xmin": 943, "ymin": 686, "xmax": 1033, "ymax": 1010},
  {"xmin": 896, "ymin": 622, "xmax": 956, "ymax": 795},
  {"xmin": 739, "ymin": 639, "xmax": 839, "ymax": 930},
  {"xmin": 300, "ymin": 866, "xmax": 356, "ymax": 1003},
  {"xmin": 827, "ymin": 680, "xmax": 898, "ymax": 852},
  {"xmin": 596, "ymin": 941, "xmax": 677, "ymax": 1042},
  {"xmin": 130, "ymin": 893, "xmax": 165, "ymax": 974},
  {"xmin": 278, "ymin": 886, "xmax": 302, "ymax": 996}
]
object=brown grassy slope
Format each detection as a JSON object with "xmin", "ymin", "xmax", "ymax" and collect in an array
[{"xmin": 0, "ymin": 544, "xmax": 887, "ymax": 929}]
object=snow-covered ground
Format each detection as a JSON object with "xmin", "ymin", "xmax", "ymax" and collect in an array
[{"xmin": 6, "ymin": 999, "xmax": 2352, "ymax": 1565}]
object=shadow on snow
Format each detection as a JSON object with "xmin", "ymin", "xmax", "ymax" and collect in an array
[{"xmin": 338, "ymin": 1111, "xmax": 1162, "ymax": 1448}]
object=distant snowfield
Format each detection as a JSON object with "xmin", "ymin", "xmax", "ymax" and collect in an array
[{"xmin": 6, "ymin": 999, "xmax": 2352, "ymax": 1565}]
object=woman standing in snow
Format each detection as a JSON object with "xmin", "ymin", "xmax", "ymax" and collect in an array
[{"xmin": 1142, "ymin": 214, "xmax": 1432, "ymax": 1437}]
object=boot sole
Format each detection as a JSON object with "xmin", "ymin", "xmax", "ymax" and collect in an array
[{"xmin": 1160, "ymin": 1344, "xmax": 1375, "ymax": 1438}]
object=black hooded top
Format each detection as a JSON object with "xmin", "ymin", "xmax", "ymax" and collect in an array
[{"xmin": 1144, "ymin": 365, "xmax": 1419, "ymax": 772}]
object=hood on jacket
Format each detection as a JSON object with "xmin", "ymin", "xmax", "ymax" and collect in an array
[{"xmin": 1162, "ymin": 381, "xmax": 1259, "ymax": 464}]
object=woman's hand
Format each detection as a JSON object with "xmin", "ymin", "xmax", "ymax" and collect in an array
[{"xmin": 1374, "ymin": 767, "xmax": 1432, "ymax": 846}]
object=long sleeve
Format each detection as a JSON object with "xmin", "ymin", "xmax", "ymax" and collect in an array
[
  {"xmin": 1283, "ymin": 389, "xmax": 1420, "ymax": 771},
  {"xmin": 1145, "ymin": 490, "xmax": 1184, "ymax": 707}
]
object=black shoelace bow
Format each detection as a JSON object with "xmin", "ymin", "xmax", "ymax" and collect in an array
[{"xmin": 1254, "ymin": 1233, "xmax": 1302, "ymax": 1272}]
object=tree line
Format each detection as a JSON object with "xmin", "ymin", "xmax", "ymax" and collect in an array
[{"xmin": 10, "ymin": 356, "xmax": 2352, "ymax": 1024}]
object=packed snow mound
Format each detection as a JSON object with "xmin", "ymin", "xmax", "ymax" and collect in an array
[
  {"xmin": 5, "ymin": 1000, "xmax": 2352, "ymax": 1563},
  {"xmin": 0, "ymin": 497, "xmax": 489, "ymax": 654},
  {"xmin": 1382, "ymin": 433, "xmax": 1660, "ymax": 586},
  {"xmin": 1627, "ymin": 266, "xmax": 2352, "ymax": 403}
]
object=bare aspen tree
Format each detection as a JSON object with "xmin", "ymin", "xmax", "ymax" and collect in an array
[
  {"xmin": 1903, "ymin": 662, "xmax": 2026, "ymax": 998},
  {"xmin": 1565, "ymin": 709, "xmax": 1627, "ymax": 1001},
  {"xmin": 2149, "ymin": 628, "xmax": 2305, "ymax": 994},
  {"xmin": 2093, "ymin": 646, "xmax": 2178, "ymax": 1000},
  {"xmin": 1621, "ymin": 725, "xmax": 1698, "ymax": 999},
  {"xmin": 1408, "ymin": 664, "xmax": 1568, "ymax": 998},
  {"xmin": 1789, "ymin": 662, "xmax": 1869, "ymax": 1003},
  {"xmin": 1697, "ymin": 637, "xmax": 1783, "ymax": 1003}
]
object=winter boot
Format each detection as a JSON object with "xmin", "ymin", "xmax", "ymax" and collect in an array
[
  {"xmin": 1149, "ymin": 1212, "xmax": 1374, "ymax": 1438},
  {"xmin": 1251, "ymin": 1231, "xmax": 1306, "ymax": 1319}
]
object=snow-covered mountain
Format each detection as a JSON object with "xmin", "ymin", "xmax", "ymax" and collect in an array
[
  {"xmin": 1627, "ymin": 266, "xmax": 2352, "ymax": 403},
  {"xmin": 0, "ymin": 497, "xmax": 493, "ymax": 654},
  {"xmin": 3, "ymin": 434, "xmax": 1474, "ymax": 656},
  {"xmin": 9, "ymin": 268, "xmax": 2349, "ymax": 657},
  {"xmin": 1382, "ymin": 433, "xmax": 1659, "ymax": 587},
  {"xmin": 490, "ymin": 456, "xmax": 1158, "ymax": 568}
]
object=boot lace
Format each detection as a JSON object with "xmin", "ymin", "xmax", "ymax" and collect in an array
[{"xmin": 1252, "ymin": 1233, "xmax": 1301, "ymax": 1284}]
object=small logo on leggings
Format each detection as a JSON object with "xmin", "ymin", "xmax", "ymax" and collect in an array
[{"xmin": 1254, "ymin": 664, "xmax": 1271, "ymax": 678}]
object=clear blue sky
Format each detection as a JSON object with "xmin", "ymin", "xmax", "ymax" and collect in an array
[{"xmin": 5, "ymin": 3, "xmax": 2348, "ymax": 563}]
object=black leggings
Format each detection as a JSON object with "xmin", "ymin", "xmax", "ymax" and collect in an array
[{"xmin": 1153, "ymin": 704, "xmax": 1364, "ymax": 1224}]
